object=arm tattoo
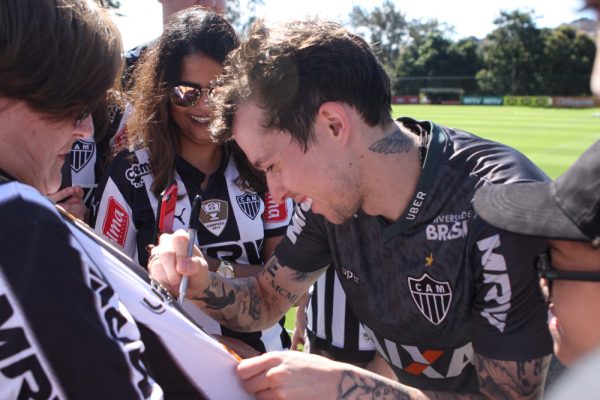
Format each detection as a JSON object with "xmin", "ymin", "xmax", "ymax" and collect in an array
[
  {"xmin": 191, "ymin": 275, "xmax": 262, "ymax": 324},
  {"xmin": 338, "ymin": 370, "xmax": 410, "ymax": 400},
  {"xmin": 475, "ymin": 354, "xmax": 550, "ymax": 400},
  {"xmin": 195, "ymin": 274, "xmax": 236, "ymax": 310},
  {"xmin": 369, "ymin": 125, "xmax": 413, "ymax": 154}
]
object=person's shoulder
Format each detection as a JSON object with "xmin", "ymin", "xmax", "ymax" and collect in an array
[
  {"xmin": 0, "ymin": 182, "xmax": 62, "ymax": 228},
  {"xmin": 442, "ymin": 127, "xmax": 548, "ymax": 185}
]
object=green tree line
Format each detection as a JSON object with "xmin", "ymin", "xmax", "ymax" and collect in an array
[{"xmin": 350, "ymin": 0, "xmax": 596, "ymax": 96}]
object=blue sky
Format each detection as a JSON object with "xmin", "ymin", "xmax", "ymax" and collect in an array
[{"xmin": 113, "ymin": 0, "xmax": 595, "ymax": 50}]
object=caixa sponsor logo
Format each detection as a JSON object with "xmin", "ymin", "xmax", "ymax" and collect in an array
[
  {"xmin": 102, "ymin": 197, "xmax": 129, "ymax": 247},
  {"xmin": 125, "ymin": 161, "xmax": 151, "ymax": 188},
  {"xmin": 263, "ymin": 192, "xmax": 288, "ymax": 223},
  {"xmin": 364, "ymin": 325, "xmax": 473, "ymax": 380}
]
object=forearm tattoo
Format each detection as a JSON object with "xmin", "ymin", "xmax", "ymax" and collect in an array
[
  {"xmin": 338, "ymin": 370, "xmax": 410, "ymax": 400},
  {"xmin": 475, "ymin": 354, "xmax": 550, "ymax": 400},
  {"xmin": 191, "ymin": 274, "xmax": 263, "ymax": 329},
  {"xmin": 369, "ymin": 125, "xmax": 413, "ymax": 154},
  {"xmin": 196, "ymin": 274, "xmax": 235, "ymax": 310}
]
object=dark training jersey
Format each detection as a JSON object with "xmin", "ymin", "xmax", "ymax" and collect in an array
[
  {"xmin": 275, "ymin": 118, "xmax": 553, "ymax": 393},
  {"xmin": 92, "ymin": 148, "xmax": 293, "ymax": 352},
  {"xmin": 0, "ymin": 179, "xmax": 250, "ymax": 399}
]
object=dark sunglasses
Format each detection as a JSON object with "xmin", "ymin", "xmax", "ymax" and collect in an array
[
  {"xmin": 169, "ymin": 82, "xmax": 214, "ymax": 108},
  {"xmin": 535, "ymin": 250, "xmax": 600, "ymax": 304}
]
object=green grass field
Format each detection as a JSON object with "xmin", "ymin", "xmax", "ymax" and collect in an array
[
  {"xmin": 284, "ymin": 105, "xmax": 600, "ymax": 333},
  {"xmin": 392, "ymin": 105, "xmax": 600, "ymax": 178}
]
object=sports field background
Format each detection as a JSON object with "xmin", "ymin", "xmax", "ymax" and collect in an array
[
  {"xmin": 284, "ymin": 105, "xmax": 600, "ymax": 333},
  {"xmin": 392, "ymin": 105, "xmax": 600, "ymax": 179}
]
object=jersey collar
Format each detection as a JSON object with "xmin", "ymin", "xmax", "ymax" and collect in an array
[{"xmin": 382, "ymin": 119, "xmax": 447, "ymax": 239}]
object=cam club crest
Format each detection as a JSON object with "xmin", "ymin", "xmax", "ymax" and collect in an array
[
  {"xmin": 70, "ymin": 139, "xmax": 95, "ymax": 172},
  {"xmin": 199, "ymin": 199, "xmax": 228, "ymax": 236},
  {"xmin": 408, "ymin": 273, "xmax": 452, "ymax": 326},
  {"xmin": 236, "ymin": 193, "xmax": 261, "ymax": 220}
]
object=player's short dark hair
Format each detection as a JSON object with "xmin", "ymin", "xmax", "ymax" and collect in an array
[
  {"xmin": 0, "ymin": 0, "xmax": 123, "ymax": 120},
  {"xmin": 211, "ymin": 18, "xmax": 394, "ymax": 151}
]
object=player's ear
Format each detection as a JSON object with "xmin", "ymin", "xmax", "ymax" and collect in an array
[{"xmin": 316, "ymin": 102, "xmax": 351, "ymax": 146}]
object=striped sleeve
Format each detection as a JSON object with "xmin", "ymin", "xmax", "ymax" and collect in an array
[{"xmin": 0, "ymin": 184, "xmax": 158, "ymax": 399}]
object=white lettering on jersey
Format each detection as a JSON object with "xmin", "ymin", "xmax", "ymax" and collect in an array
[
  {"xmin": 286, "ymin": 202, "xmax": 311, "ymax": 244},
  {"xmin": 406, "ymin": 191, "xmax": 427, "ymax": 221},
  {"xmin": 477, "ymin": 234, "xmax": 511, "ymax": 332},
  {"xmin": 340, "ymin": 266, "xmax": 360, "ymax": 284},
  {"xmin": 426, "ymin": 210, "xmax": 472, "ymax": 241},
  {"xmin": 125, "ymin": 162, "xmax": 151, "ymax": 188},
  {"xmin": 364, "ymin": 326, "xmax": 473, "ymax": 379},
  {"xmin": 0, "ymin": 292, "xmax": 63, "ymax": 399},
  {"xmin": 102, "ymin": 197, "xmax": 129, "ymax": 247}
]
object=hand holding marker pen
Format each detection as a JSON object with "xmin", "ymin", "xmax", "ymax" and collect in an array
[{"xmin": 179, "ymin": 194, "xmax": 202, "ymax": 305}]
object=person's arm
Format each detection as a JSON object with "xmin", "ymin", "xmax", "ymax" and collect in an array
[
  {"xmin": 236, "ymin": 350, "xmax": 549, "ymax": 399},
  {"xmin": 149, "ymin": 229, "xmax": 325, "ymax": 332},
  {"xmin": 473, "ymin": 353, "xmax": 550, "ymax": 399},
  {"xmin": 291, "ymin": 292, "xmax": 310, "ymax": 350}
]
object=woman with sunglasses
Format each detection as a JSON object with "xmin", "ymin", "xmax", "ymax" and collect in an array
[{"xmin": 92, "ymin": 7, "xmax": 293, "ymax": 354}]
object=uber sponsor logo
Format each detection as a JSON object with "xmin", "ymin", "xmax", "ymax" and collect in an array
[
  {"xmin": 263, "ymin": 192, "xmax": 288, "ymax": 223},
  {"xmin": 405, "ymin": 191, "xmax": 427, "ymax": 221},
  {"xmin": 426, "ymin": 210, "xmax": 472, "ymax": 241},
  {"xmin": 199, "ymin": 199, "xmax": 228, "ymax": 236},
  {"xmin": 340, "ymin": 266, "xmax": 360, "ymax": 285},
  {"xmin": 477, "ymin": 234, "xmax": 511, "ymax": 332},
  {"xmin": 408, "ymin": 273, "xmax": 452, "ymax": 325},
  {"xmin": 125, "ymin": 161, "xmax": 151, "ymax": 188},
  {"xmin": 236, "ymin": 193, "xmax": 261, "ymax": 220},
  {"xmin": 0, "ymin": 294, "xmax": 59, "ymax": 399},
  {"xmin": 364, "ymin": 326, "xmax": 473, "ymax": 379},
  {"xmin": 70, "ymin": 139, "xmax": 95, "ymax": 172},
  {"xmin": 102, "ymin": 197, "xmax": 129, "ymax": 247},
  {"xmin": 286, "ymin": 201, "xmax": 311, "ymax": 244}
]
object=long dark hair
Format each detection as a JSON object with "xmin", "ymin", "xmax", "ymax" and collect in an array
[{"xmin": 126, "ymin": 7, "xmax": 241, "ymax": 197}]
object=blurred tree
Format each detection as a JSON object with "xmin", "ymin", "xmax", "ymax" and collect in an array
[
  {"xmin": 99, "ymin": 0, "xmax": 120, "ymax": 8},
  {"xmin": 394, "ymin": 34, "xmax": 482, "ymax": 95},
  {"xmin": 227, "ymin": 0, "xmax": 264, "ymax": 35},
  {"xmin": 540, "ymin": 25, "xmax": 595, "ymax": 95},
  {"xmin": 349, "ymin": 0, "xmax": 409, "ymax": 68},
  {"xmin": 476, "ymin": 10, "xmax": 545, "ymax": 95}
]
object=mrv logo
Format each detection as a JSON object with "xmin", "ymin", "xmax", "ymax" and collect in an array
[
  {"xmin": 426, "ymin": 210, "xmax": 472, "ymax": 241},
  {"xmin": 0, "ymin": 294, "xmax": 61, "ymax": 399},
  {"xmin": 477, "ymin": 234, "xmax": 511, "ymax": 332}
]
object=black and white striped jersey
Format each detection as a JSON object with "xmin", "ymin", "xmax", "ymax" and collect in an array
[
  {"xmin": 0, "ymin": 179, "xmax": 250, "ymax": 399},
  {"xmin": 306, "ymin": 266, "xmax": 376, "ymax": 364},
  {"xmin": 276, "ymin": 118, "xmax": 553, "ymax": 393},
  {"xmin": 61, "ymin": 105, "xmax": 130, "ymax": 210},
  {"xmin": 92, "ymin": 148, "xmax": 293, "ymax": 352}
]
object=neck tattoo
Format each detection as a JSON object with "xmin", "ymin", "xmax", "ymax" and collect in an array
[{"xmin": 368, "ymin": 125, "xmax": 413, "ymax": 155}]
